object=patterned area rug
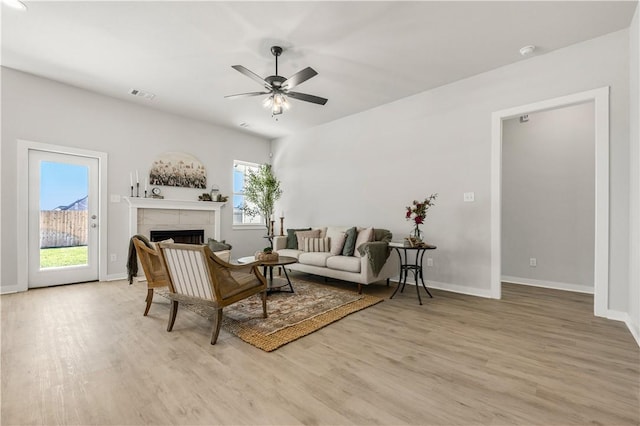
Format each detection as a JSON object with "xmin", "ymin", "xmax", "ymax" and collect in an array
[{"xmin": 159, "ymin": 278, "xmax": 383, "ymax": 352}]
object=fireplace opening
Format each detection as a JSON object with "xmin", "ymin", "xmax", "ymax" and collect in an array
[{"xmin": 149, "ymin": 229, "xmax": 204, "ymax": 244}]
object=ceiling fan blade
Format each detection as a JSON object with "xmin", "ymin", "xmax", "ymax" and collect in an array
[
  {"xmin": 231, "ymin": 65, "xmax": 272, "ymax": 89},
  {"xmin": 224, "ymin": 91, "xmax": 270, "ymax": 99},
  {"xmin": 282, "ymin": 67, "xmax": 318, "ymax": 90},
  {"xmin": 287, "ymin": 91, "xmax": 328, "ymax": 105}
]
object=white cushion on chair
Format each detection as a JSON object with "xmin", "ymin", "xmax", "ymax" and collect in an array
[{"xmin": 163, "ymin": 248, "xmax": 213, "ymax": 300}]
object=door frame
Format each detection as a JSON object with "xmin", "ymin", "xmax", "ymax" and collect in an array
[
  {"xmin": 17, "ymin": 140, "xmax": 108, "ymax": 291},
  {"xmin": 491, "ymin": 87, "xmax": 609, "ymax": 317}
]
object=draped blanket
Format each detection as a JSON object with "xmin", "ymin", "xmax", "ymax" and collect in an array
[
  {"xmin": 357, "ymin": 228, "xmax": 392, "ymax": 276},
  {"xmin": 127, "ymin": 234, "xmax": 153, "ymax": 284}
]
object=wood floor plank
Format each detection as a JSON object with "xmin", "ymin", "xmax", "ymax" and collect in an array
[{"xmin": 1, "ymin": 277, "xmax": 638, "ymax": 425}]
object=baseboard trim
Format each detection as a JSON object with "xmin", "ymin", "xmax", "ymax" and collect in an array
[
  {"xmin": 0, "ymin": 285, "xmax": 23, "ymax": 295},
  {"xmin": 606, "ymin": 310, "xmax": 640, "ymax": 348},
  {"xmin": 390, "ymin": 276, "xmax": 493, "ymax": 299},
  {"xmin": 501, "ymin": 275, "xmax": 594, "ymax": 294},
  {"xmin": 106, "ymin": 273, "xmax": 127, "ymax": 281},
  {"xmin": 628, "ymin": 318, "xmax": 640, "ymax": 348}
]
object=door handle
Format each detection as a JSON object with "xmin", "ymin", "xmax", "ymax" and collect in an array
[{"xmin": 91, "ymin": 215, "xmax": 97, "ymax": 219}]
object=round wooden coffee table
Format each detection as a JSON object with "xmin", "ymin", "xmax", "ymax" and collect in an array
[{"xmin": 237, "ymin": 256, "xmax": 297, "ymax": 294}]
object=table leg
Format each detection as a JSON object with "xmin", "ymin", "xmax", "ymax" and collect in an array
[
  {"xmin": 281, "ymin": 266, "xmax": 295, "ymax": 293},
  {"xmin": 414, "ymin": 267, "xmax": 423, "ymax": 305},
  {"xmin": 390, "ymin": 248, "xmax": 404, "ymax": 299},
  {"xmin": 262, "ymin": 266, "xmax": 271, "ymax": 291},
  {"xmin": 418, "ymin": 249, "xmax": 433, "ymax": 298}
]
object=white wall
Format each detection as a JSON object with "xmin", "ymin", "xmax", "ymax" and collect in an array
[
  {"xmin": 629, "ymin": 6, "xmax": 640, "ymax": 343},
  {"xmin": 1, "ymin": 67, "xmax": 270, "ymax": 290},
  {"xmin": 502, "ymin": 103, "xmax": 595, "ymax": 292},
  {"xmin": 272, "ymin": 29, "xmax": 630, "ymax": 307}
]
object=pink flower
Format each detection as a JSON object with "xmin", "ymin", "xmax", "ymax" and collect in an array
[{"xmin": 405, "ymin": 194, "xmax": 438, "ymax": 223}]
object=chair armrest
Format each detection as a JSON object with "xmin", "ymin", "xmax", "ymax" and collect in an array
[
  {"xmin": 213, "ymin": 250, "xmax": 231, "ymax": 263},
  {"xmin": 274, "ymin": 236, "xmax": 287, "ymax": 251}
]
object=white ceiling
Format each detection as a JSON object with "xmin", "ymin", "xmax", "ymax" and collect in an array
[{"xmin": 2, "ymin": 1, "xmax": 637, "ymax": 139}]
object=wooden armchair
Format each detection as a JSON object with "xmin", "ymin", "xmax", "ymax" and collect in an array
[
  {"xmin": 158, "ymin": 242, "xmax": 268, "ymax": 345},
  {"xmin": 132, "ymin": 236, "xmax": 171, "ymax": 316}
]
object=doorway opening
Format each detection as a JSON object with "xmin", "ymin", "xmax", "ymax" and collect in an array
[{"xmin": 491, "ymin": 87, "xmax": 610, "ymax": 317}]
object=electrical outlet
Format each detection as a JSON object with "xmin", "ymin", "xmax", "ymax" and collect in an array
[
  {"xmin": 426, "ymin": 258, "xmax": 433, "ymax": 267},
  {"xmin": 110, "ymin": 194, "xmax": 121, "ymax": 203},
  {"xmin": 463, "ymin": 192, "xmax": 475, "ymax": 202},
  {"xmin": 110, "ymin": 254, "xmax": 117, "ymax": 262},
  {"xmin": 529, "ymin": 257, "xmax": 537, "ymax": 267}
]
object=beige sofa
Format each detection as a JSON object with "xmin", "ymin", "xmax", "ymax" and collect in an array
[{"xmin": 273, "ymin": 226, "xmax": 398, "ymax": 293}]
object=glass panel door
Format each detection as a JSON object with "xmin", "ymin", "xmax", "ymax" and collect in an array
[{"xmin": 28, "ymin": 150, "xmax": 99, "ymax": 287}]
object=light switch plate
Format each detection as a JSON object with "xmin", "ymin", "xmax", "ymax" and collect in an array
[{"xmin": 110, "ymin": 194, "xmax": 121, "ymax": 203}]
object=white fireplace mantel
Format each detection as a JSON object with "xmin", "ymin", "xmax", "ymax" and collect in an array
[{"xmin": 124, "ymin": 197, "xmax": 226, "ymax": 240}]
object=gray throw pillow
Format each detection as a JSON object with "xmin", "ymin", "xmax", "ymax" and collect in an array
[
  {"xmin": 341, "ymin": 226, "xmax": 358, "ymax": 256},
  {"xmin": 208, "ymin": 238, "xmax": 232, "ymax": 252},
  {"xmin": 286, "ymin": 228, "xmax": 311, "ymax": 249}
]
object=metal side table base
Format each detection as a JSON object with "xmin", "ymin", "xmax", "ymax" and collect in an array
[{"xmin": 389, "ymin": 243, "xmax": 436, "ymax": 305}]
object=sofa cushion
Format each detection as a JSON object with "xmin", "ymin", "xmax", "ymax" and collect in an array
[
  {"xmin": 298, "ymin": 252, "xmax": 333, "ymax": 267},
  {"xmin": 341, "ymin": 227, "xmax": 358, "ymax": 256},
  {"xmin": 296, "ymin": 229, "xmax": 321, "ymax": 250},
  {"xmin": 207, "ymin": 237, "xmax": 232, "ymax": 252},
  {"xmin": 286, "ymin": 228, "xmax": 311, "ymax": 249},
  {"xmin": 327, "ymin": 255, "xmax": 361, "ymax": 273},
  {"xmin": 304, "ymin": 237, "xmax": 330, "ymax": 252},
  {"xmin": 330, "ymin": 233, "xmax": 346, "ymax": 255},
  {"xmin": 354, "ymin": 227, "xmax": 374, "ymax": 258},
  {"xmin": 278, "ymin": 249, "xmax": 303, "ymax": 259},
  {"xmin": 326, "ymin": 227, "xmax": 347, "ymax": 251}
]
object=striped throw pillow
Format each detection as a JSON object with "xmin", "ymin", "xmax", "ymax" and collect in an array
[{"xmin": 304, "ymin": 237, "xmax": 330, "ymax": 253}]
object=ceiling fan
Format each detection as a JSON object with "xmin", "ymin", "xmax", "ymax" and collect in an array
[{"xmin": 225, "ymin": 46, "xmax": 328, "ymax": 116}]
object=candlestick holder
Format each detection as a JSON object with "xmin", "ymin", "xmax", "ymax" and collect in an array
[
  {"xmin": 130, "ymin": 186, "xmax": 134, "ymax": 197},
  {"xmin": 279, "ymin": 217, "xmax": 284, "ymax": 236},
  {"xmin": 144, "ymin": 190, "xmax": 148, "ymax": 198},
  {"xmin": 136, "ymin": 182, "xmax": 140, "ymax": 197}
]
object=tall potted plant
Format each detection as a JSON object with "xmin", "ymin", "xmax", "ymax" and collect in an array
[{"xmin": 242, "ymin": 164, "xmax": 283, "ymax": 235}]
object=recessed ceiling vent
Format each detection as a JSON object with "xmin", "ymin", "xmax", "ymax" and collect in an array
[{"xmin": 128, "ymin": 88, "xmax": 155, "ymax": 100}]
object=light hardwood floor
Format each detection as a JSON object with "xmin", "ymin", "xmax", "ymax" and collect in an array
[{"xmin": 1, "ymin": 276, "xmax": 638, "ymax": 425}]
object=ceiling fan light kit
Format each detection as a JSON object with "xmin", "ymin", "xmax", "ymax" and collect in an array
[{"xmin": 226, "ymin": 45, "xmax": 328, "ymax": 117}]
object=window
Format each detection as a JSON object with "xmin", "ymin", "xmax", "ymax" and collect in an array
[{"xmin": 233, "ymin": 160, "xmax": 263, "ymax": 226}]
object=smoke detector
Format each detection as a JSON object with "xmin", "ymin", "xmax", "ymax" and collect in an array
[
  {"xmin": 128, "ymin": 88, "xmax": 155, "ymax": 100},
  {"xmin": 519, "ymin": 45, "xmax": 536, "ymax": 57}
]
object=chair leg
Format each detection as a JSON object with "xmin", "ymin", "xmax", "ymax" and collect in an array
[
  {"xmin": 357, "ymin": 283, "xmax": 362, "ymax": 294},
  {"xmin": 143, "ymin": 289, "xmax": 154, "ymax": 316},
  {"xmin": 167, "ymin": 300, "xmax": 179, "ymax": 332},
  {"xmin": 261, "ymin": 291, "xmax": 268, "ymax": 318},
  {"xmin": 210, "ymin": 309, "xmax": 223, "ymax": 345}
]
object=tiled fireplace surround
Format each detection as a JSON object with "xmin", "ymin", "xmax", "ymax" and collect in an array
[{"xmin": 124, "ymin": 197, "xmax": 225, "ymax": 243}]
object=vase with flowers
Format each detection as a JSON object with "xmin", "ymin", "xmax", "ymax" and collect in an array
[{"xmin": 405, "ymin": 194, "xmax": 438, "ymax": 242}]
